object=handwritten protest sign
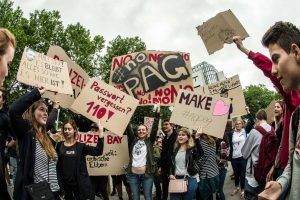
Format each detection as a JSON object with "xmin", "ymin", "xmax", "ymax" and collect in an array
[
  {"xmin": 195, "ymin": 75, "xmax": 246, "ymax": 117},
  {"xmin": 109, "ymin": 50, "xmax": 194, "ymax": 106},
  {"xmin": 77, "ymin": 132, "xmax": 129, "ymax": 175},
  {"xmin": 17, "ymin": 47, "xmax": 72, "ymax": 94},
  {"xmin": 170, "ymin": 89, "xmax": 230, "ymax": 138},
  {"xmin": 265, "ymin": 100, "xmax": 276, "ymax": 124},
  {"xmin": 70, "ymin": 78, "xmax": 138, "ymax": 135},
  {"xmin": 144, "ymin": 117, "xmax": 155, "ymax": 134},
  {"xmin": 197, "ymin": 9, "xmax": 249, "ymax": 55},
  {"xmin": 43, "ymin": 46, "xmax": 90, "ymax": 109}
]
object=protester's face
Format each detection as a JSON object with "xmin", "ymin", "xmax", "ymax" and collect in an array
[
  {"xmin": 0, "ymin": 44, "xmax": 14, "ymax": 86},
  {"xmin": 34, "ymin": 103, "xmax": 48, "ymax": 126},
  {"xmin": 0, "ymin": 91, "xmax": 5, "ymax": 106},
  {"xmin": 235, "ymin": 120, "xmax": 243, "ymax": 131},
  {"xmin": 63, "ymin": 123, "xmax": 76, "ymax": 139},
  {"xmin": 274, "ymin": 102, "xmax": 283, "ymax": 117},
  {"xmin": 137, "ymin": 125, "xmax": 147, "ymax": 139},
  {"xmin": 269, "ymin": 43, "xmax": 300, "ymax": 92},
  {"xmin": 162, "ymin": 121, "xmax": 172, "ymax": 133},
  {"xmin": 177, "ymin": 131, "xmax": 188, "ymax": 145}
]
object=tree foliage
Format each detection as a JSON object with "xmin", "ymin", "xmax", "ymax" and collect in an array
[{"xmin": 243, "ymin": 84, "xmax": 281, "ymax": 116}]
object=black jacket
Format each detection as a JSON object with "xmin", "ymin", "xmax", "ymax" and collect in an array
[
  {"xmin": 56, "ymin": 138, "xmax": 103, "ymax": 200},
  {"xmin": 160, "ymin": 129, "xmax": 177, "ymax": 175},
  {"xmin": 170, "ymin": 139, "xmax": 204, "ymax": 176},
  {"xmin": 9, "ymin": 89, "xmax": 58, "ymax": 200},
  {"xmin": 0, "ymin": 106, "xmax": 13, "ymax": 199}
]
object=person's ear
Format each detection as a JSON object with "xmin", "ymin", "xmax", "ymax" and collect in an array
[{"xmin": 291, "ymin": 43, "xmax": 300, "ymax": 62}]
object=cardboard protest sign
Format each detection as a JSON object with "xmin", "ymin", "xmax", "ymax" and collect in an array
[
  {"xmin": 197, "ymin": 9, "xmax": 249, "ymax": 55},
  {"xmin": 77, "ymin": 132, "xmax": 129, "ymax": 175},
  {"xmin": 144, "ymin": 117, "xmax": 155, "ymax": 134},
  {"xmin": 170, "ymin": 89, "xmax": 230, "ymax": 138},
  {"xmin": 109, "ymin": 50, "xmax": 194, "ymax": 106},
  {"xmin": 17, "ymin": 47, "xmax": 72, "ymax": 94},
  {"xmin": 43, "ymin": 46, "xmax": 90, "ymax": 109},
  {"xmin": 70, "ymin": 78, "xmax": 138, "ymax": 135},
  {"xmin": 265, "ymin": 100, "xmax": 276, "ymax": 124},
  {"xmin": 195, "ymin": 75, "xmax": 247, "ymax": 117}
]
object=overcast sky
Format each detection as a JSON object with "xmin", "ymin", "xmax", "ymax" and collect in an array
[{"xmin": 13, "ymin": 0, "xmax": 300, "ymax": 90}]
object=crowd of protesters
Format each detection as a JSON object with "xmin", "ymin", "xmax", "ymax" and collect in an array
[{"xmin": 1, "ymin": 21, "xmax": 300, "ymax": 200}]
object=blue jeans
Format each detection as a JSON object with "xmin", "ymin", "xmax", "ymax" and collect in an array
[
  {"xmin": 170, "ymin": 176, "xmax": 198, "ymax": 200},
  {"xmin": 9, "ymin": 157, "xmax": 17, "ymax": 185},
  {"xmin": 127, "ymin": 173, "xmax": 153, "ymax": 200},
  {"xmin": 217, "ymin": 167, "xmax": 227, "ymax": 200}
]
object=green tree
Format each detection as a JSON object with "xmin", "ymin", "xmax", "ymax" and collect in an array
[{"xmin": 243, "ymin": 84, "xmax": 281, "ymax": 115}]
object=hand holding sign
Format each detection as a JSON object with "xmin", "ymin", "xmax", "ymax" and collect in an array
[{"xmin": 195, "ymin": 127, "xmax": 203, "ymax": 139}]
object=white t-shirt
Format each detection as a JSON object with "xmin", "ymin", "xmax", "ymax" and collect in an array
[
  {"xmin": 132, "ymin": 140, "xmax": 147, "ymax": 167},
  {"xmin": 232, "ymin": 130, "xmax": 246, "ymax": 159}
]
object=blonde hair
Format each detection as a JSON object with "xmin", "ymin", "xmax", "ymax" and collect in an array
[
  {"xmin": 0, "ymin": 28, "xmax": 16, "ymax": 56},
  {"xmin": 174, "ymin": 128, "xmax": 194, "ymax": 150},
  {"xmin": 23, "ymin": 99, "xmax": 57, "ymax": 160}
]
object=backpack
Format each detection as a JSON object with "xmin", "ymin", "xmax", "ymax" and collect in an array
[{"xmin": 252, "ymin": 125, "xmax": 279, "ymax": 184}]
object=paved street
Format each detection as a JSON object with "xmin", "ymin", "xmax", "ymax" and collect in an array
[{"xmin": 8, "ymin": 162, "xmax": 241, "ymax": 200}]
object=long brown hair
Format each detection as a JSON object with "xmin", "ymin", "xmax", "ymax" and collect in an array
[
  {"xmin": 174, "ymin": 128, "xmax": 194, "ymax": 150},
  {"xmin": 23, "ymin": 99, "xmax": 57, "ymax": 160}
]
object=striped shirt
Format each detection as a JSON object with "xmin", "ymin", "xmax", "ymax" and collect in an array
[
  {"xmin": 197, "ymin": 139, "xmax": 219, "ymax": 178},
  {"xmin": 34, "ymin": 140, "xmax": 60, "ymax": 192}
]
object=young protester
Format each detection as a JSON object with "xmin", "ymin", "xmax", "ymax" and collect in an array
[
  {"xmin": 258, "ymin": 21, "xmax": 300, "ymax": 200},
  {"xmin": 227, "ymin": 119, "xmax": 247, "ymax": 197},
  {"xmin": 197, "ymin": 129, "xmax": 219, "ymax": 200},
  {"xmin": 56, "ymin": 119, "xmax": 104, "ymax": 200},
  {"xmin": 160, "ymin": 119, "xmax": 177, "ymax": 200},
  {"xmin": 169, "ymin": 127, "xmax": 204, "ymax": 200},
  {"xmin": 126, "ymin": 104, "xmax": 160, "ymax": 200},
  {"xmin": 0, "ymin": 28, "xmax": 16, "ymax": 200},
  {"xmin": 241, "ymin": 109, "xmax": 276, "ymax": 199},
  {"xmin": 233, "ymin": 36, "xmax": 300, "ymax": 192},
  {"xmin": 9, "ymin": 87, "xmax": 60, "ymax": 200}
]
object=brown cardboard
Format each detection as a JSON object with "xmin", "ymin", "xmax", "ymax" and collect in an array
[
  {"xmin": 70, "ymin": 78, "xmax": 139, "ymax": 135},
  {"xmin": 170, "ymin": 89, "xmax": 230, "ymax": 138},
  {"xmin": 43, "ymin": 46, "xmax": 90, "ymax": 109},
  {"xmin": 197, "ymin": 9, "xmax": 249, "ymax": 55},
  {"xmin": 17, "ymin": 47, "xmax": 73, "ymax": 94}
]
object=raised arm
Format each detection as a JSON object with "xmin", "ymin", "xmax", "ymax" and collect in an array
[
  {"xmin": 9, "ymin": 88, "xmax": 42, "ymax": 139},
  {"xmin": 83, "ymin": 121, "xmax": 104, "ymax": 156},
  {"xmin": 149, "ymin": 103, "xmax": 161, "ymax": 144}
]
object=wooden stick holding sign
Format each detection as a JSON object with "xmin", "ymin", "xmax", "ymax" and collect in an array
[
  {"xmin": 70, "ymin": 78, "xmax": 139, "ymax": 136},
  {"xmin": 43, "ymin": 46, "xmax": 90, "ymax": 109},
  {"xmin": 170, "ymin": 89, "xmax": 230, "ymax": 138},
  {"xmin": 17, "ymin": 47, "xmax": 73, "ymax": 94}
]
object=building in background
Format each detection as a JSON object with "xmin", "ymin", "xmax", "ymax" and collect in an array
[{"xmin": 192, "ymin": 61, "xmax": 225, "ymax": 88}]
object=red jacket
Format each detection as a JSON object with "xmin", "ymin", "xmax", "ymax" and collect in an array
[{"xmin": 248, "ymin": 51, "xmax": 300, "ymax": 169}]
